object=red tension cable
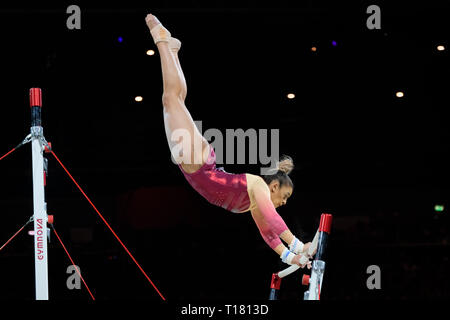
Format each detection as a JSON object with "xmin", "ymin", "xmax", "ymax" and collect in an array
[
  {"xmin": 0, "ymin": 220, "xmax": 31, "ymax": 251},
  {"xmin": 51, "ymin": 225, "xmax": 95, "ymax": 301},
  {"xmin": 49, "ymin": 150, "xmax": 166, "ymax": 301},
  {"xmin": 0, "ymin": 148, "xmax": 16, "ymax": 162}
]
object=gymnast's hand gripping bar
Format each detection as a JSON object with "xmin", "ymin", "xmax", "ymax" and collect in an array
[
  {"xmin": 277, "ymin": 229, "xmax": 320, "ymax": 279},
  {"xmin": 269, "ymin": 213, "xmax": 332, "ymax": 300}
]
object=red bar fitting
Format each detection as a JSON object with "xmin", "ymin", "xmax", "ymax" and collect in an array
[
  {"xmin": 47, "ymin": 215, "xmax": 54, "ymax": 224},
  {"xmin": 43, "ymin": 171, "xmax": 46, "ymax": 187},
  {"xmin": 30, "ymin": 88, "xmax": 42, "ymax": 107},
  {"xmin": 302, "ymin": 274, "xmax": 310, "ymax": 286},
  {"xmin": 270, "ymin": 273, "xmax": 281, "ymax": 290},
  {"xmin": 319, "ymin": 213, "xmax": 333, "ymax": 234}
]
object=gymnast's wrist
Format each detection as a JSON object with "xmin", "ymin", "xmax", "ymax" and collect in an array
[
  {"xmin": 289, "ymin": 237, "xmax": 304, "ymax": 254},
  {"xmin": 280, "ymin": 248, "xmax": 296, "ymax": 265}
]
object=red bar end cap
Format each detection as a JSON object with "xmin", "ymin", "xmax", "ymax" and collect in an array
[
  {"xmin": 30, "ymin": 88, "xmax": 42, "ymax": 107},
  {"xmin": 319, "ymin": 213, "xmax": 333, "ymax": 234},
  {"xmin": 270, "ymin": 273, "xmax": 281, "ymax": 290},
  {"xmin": 47, "ymin": 215, "xmax": 54, "ymax": 224}
]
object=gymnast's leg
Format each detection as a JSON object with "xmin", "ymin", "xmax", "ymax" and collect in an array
[{"xmin": 145, "ymin": 14, "xmax": 209, "ymax": 174}]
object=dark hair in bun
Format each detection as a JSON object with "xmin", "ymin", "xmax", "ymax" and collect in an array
[{"xmin": 262, "ymin": 155, "xmax": 294, "ymax": 188}]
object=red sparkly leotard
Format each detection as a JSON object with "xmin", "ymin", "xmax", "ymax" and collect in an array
[{"xmin": 178, "ymin": 145, "xmax": 289, "ymax": 249}]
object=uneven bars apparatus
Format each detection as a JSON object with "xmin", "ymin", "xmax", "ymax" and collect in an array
[
  {"xmin": 1, "ymin": 88, "xmax": 166, "ymax": 300},
  {"xmin": 269, "ymin": 213, "xmax": 333, "ymax": 300}
]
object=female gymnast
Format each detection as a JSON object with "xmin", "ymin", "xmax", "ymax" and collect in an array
[{"xmin": 145, "ymin": 14, "xmax": 314, "ymax": 268}]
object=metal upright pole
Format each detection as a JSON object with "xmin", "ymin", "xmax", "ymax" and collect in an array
[
  {"xmin": 30, "ymin": 88, "xmax": 49, "ymax": 300},
  {"xmin": 303, "ymin": 213, "xmax": 332, "ymax": 300}
]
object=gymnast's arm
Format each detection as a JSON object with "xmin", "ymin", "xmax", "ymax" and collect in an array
[
  {"xmin": 251, "ymin": 209, "xmax": 309, "ymax": 267},
  {"xmin": 250, "ymin": 178, "xmax": 293, "ymax": 243},
  {"xmin": 250, "ymin": 208, "xmax": 287, "ymax": 254},
  {"xmin": 250, "ymin": 179, "xmax": 311, "ymax": 262}
]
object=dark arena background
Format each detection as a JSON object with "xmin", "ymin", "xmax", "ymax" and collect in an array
[{"xmin": 0, "ymin": 0, "xmax": 449, "ymax": 308}]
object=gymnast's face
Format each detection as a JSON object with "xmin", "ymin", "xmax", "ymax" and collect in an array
[{"xmin": 269, "ymin": 180, "xmax": 293, "ymax": 208}]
